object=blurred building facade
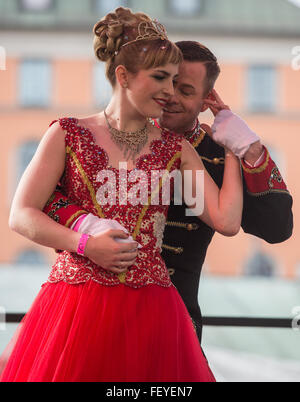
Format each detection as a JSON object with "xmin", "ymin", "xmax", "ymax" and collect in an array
[{"xmin": 0, "ymin": 0, "xmax": 299, "ymax": 277}]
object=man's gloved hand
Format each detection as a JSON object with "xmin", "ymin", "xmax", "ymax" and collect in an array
[{"xmin": 211, "ymin": 109, "xmax": 260, "ymax": 159}]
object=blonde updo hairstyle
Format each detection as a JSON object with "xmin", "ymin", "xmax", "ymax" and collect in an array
[{"xmin": 93, "ymin": 7, "xmax": 182, "ymax": 87}]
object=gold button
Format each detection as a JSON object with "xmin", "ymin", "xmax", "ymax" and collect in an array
[
  {"xmin": 168, "ymin": 268, "xmax": 175, "ymax": 276},
  {"xmin": 187, "ymin": 223, "xmax": 199, "ymax": 231},
  {"xmin": 213, "ymin": 158, "xmax": 220, "ymax": 165}
]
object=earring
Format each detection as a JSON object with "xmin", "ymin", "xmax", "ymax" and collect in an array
[{"xmin": 123, "ymin": 82, "xmax": 128, "ymax": 89}]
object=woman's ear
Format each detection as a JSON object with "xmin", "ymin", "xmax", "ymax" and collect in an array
[{"xmin": 115, "ymin": 65, "xmax": 129, "ymax": 89}]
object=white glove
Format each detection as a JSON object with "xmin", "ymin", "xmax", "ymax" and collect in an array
[
  {"xmin": 211, "ymin": 110, "xmax": 260, "ymax": 158},
  {"xmin": 72, "ymin": 214, "xmax": 142, "ymax": 248}
]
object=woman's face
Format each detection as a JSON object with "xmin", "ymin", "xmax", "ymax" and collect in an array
[{"xmin": 126, "ymin": 63, "xmax": 179, "ymax": 119}]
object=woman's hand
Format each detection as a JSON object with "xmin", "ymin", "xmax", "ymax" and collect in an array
[
  {"xmin": 203, "ymin": 89, "xmax": 230, "ymax": 117},
  {"xmin": 201, "ymin": 89, "xmax": 231, "ymax": 148},
  {"xmin": 203, "ymin": 89, "xmax": 261, "ymax": 159},
  {"xmin": 85, "ymin": 230, "xmax": 139, "ymax": 274}
]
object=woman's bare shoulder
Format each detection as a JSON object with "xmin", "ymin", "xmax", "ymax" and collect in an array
[
  {"xmin": 77, "ymin": 113, "xmax": 104, "ymax": 127},
  {"xmin": 180, "ymin": 137, "xmax": 204, "ymax": 170}
]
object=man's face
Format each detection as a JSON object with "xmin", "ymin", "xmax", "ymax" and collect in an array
[{"xmin": 158, "ymin": 61, "xmax": 209, "ymax": 133}]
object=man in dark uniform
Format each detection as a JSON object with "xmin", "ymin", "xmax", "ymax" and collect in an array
[{"xmin": 44, "ymin": 41, "xmax": 293, "ymax": 343}]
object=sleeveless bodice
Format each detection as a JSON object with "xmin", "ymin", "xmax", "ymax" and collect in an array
[{"xmin": 48, "ymin": 117, "xmax": 183, "ymax": 288}]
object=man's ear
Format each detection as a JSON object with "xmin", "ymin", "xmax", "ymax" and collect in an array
[
  {"xmin": 201, "ymin": 90, "xmax": 212, "ymax": 112},
  {"xmin": 115, "ymin": 65, "xmax": 129, "ymax": 88}
]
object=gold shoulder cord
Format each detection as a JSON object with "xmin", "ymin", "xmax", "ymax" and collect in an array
[
  {"xmin": 201, "ymin": 156, "xmax": 225, "ymax": 165},
  {"xmin": 192, "ymin": 127, "xmax": 225, "ymax": 165}
]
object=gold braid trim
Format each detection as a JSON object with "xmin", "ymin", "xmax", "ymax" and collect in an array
[
  {"xmin": 192, "ymin": 128, "xmax": 206, "ymax": 148},
  {"xmin": 166, "ymin": 221, "xmax": 199, "ymax": 231},
  {"xmin": 65, "ymin": 210, "xmax": 88, "ymax": 228},
  {"xmin": 132, "ymin": 150, "xmax": 182, "ymax": 240},
  {"xmin": 241, "ymin": 150, "xmax": 270, "ymax": 174},
  {"xmin": 120, "ymin": 150, "xmax": 182, "ymax": 283},
  {"xmin": 201, "ymin": 156, "xmax": 225, "ymax": 165},
  {"xmin": 161, "ymin": 244, "xmax": 184, "ymax": 254},
  {"xmin": 132, "ymin": 205, "xmax": 149, "ymax": 241},
  {"xmin": 191, "ymin": 128, "xmax": 224, "ymax": 165},
  {"xmin": 66, "ymin": 146, "xmax": 105, "ymax": 218},
  {"xmin": 247, "ymin": 188, "xmax": 291, "ymax": 197},
  {"xmin": 166, "ymin": 221, "xmax": 190, "ymax": 229}
]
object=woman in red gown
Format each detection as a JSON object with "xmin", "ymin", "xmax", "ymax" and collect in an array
[{"xmin": 0, "ymin": 7, "xmax": 243, "ymax": 382}]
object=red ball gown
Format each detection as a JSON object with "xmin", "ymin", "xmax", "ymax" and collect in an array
[{"xmin": 0, "ymin": 117, "xmax": 215, "ymax": 382}]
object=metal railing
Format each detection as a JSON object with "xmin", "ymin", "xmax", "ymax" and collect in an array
[
  {"xmin": 203, "ymin": 316, "xmax": 293, "ymax": 328},
  {"xmin": 4, "ymin": 313, "xmax": 295, "ymax": 329}
]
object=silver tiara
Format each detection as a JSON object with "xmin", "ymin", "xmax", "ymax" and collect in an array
[{"xmin": 121, "ymin": 19, "xmax": 168, "ymax": 49}]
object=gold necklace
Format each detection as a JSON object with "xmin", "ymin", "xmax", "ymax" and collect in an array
[{"xmin": 104, "ymin": 110, "xmax": 149, "ymax": 161}]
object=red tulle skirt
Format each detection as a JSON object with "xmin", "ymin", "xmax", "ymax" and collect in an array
[{"xmin": 0, "ymin": 281, "xmax": 215, "ymax": 382}]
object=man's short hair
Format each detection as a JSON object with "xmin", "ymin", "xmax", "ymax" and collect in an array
[{"xmin": 175, "ymin": 41, "xmax": 221, "ymax": 95}]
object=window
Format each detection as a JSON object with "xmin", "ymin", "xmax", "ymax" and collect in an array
[
  {"xmin": 14, "ymin": 249, "xmax": 47, "ymax": 265},
  {"xmin": 16, "ymin": 140, "xmax": 39, "ymax": 184},
  {"xmin": 169, "ymin": 0, "xmax": 203, "ymax": 16},
  {"xmin": 94, "ymin": 63, "xmax": 112, "ymax": 107},
  {"xmin": 0, "ymin": 46, "xmax": 6, "ymax": 71},
  {"xmin": 94, "ymin": 0, "xmax": 128, "ymax": 16},
  {"xmin": 243, "ymin": 251, "xmax": 277, "ymax": 277},
  {"xmin": 20, "ymin": 0, "xmax": 54, "ymax": 12},
  {"xmin": 19, "ymin": 59, "xmax": 51, "ymax": 108},
  {"xmin": 247, "ymin": 65, "xmax": 277, "ymax": 113}
]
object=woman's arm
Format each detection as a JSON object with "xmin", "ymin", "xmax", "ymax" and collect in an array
[
  {"xmin": 9, "ymin": 121, "xmax": 82, "ymax": 252},
  {"xmin": 9, "ymin": 121, "xmax": 138, "ymax": 273},
  {"xmin": 180, "ymin": 139, "xmax": 243, "ymax": 236}
]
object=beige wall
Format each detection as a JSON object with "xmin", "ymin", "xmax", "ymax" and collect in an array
[{"xmin": 53, "ymin": 60, "xmax": 93, "ymax": 109}]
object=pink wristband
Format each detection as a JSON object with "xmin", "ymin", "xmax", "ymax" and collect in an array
[{"xmin": 77, "ymin": 233, "xmax": 90, "ymax": 256}]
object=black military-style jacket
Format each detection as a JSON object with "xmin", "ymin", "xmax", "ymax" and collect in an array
[
  {"xmin": 44, "ymin": 123, "xmax": 293, "ymax": 344},
  {"xmin": 161, "ymin": 128, "xmax": 293, "ymax": 342}
]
